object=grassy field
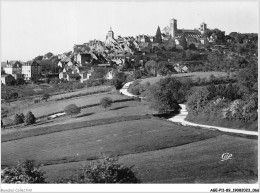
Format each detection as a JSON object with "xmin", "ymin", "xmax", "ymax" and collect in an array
[
  {"xmin": 2, "ymin": 92, "xmax": 129, "ymax": 120},
  {"xmin": 49, "ymin": 85, "xmax": 112, "ymax": 101},
  {"xmin": 186, "ymin": 115, "xmax": 258, "ymax": 132},
  {"xmin": 42, "ymin": 134, "xmax": 258, "ymax": 183},
  {"xmin": 1, "ymin": 85, "xmax": 112, "ymax": 118},
  {"xmin": 1, "ymin": 119, "xmax": 221, "ymax": 167},
  {"xmin": 1, "ymin": 100, "xmax": 154, "ymax": 135},
  {"xmin": 140, "ymin": 71, "xmax": 228, "ymax": 85},
  {"xmin": 2, "ymin": 116, "xmax": 257, "ymax": 183}
]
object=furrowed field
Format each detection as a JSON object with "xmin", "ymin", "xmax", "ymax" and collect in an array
[{"xmin": 2, "ymin": 116, "xmax": 258, "ymax": 183}]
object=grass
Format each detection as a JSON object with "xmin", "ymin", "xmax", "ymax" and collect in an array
[
  {"xmin": 50, "ymin": 86, "xmax": 112, "ymax": 101},
  {"xmin": 1, "ymin": 100, "xmax": 153, "ymax": 134},
  {"xmin": 41, "ymin": 134, "xmax": 258, "ymax": 183},
  {"xmin": 3, "ymin": 93, "xmax": 129, "ymax": 119},
  {"xmin": 140, "ymin": 71, "xmax": 228, "ymax": 85},
  {"xmin": 2, "ymin": 113, "xmax": 257, "ymax": 183},
  {"xmin": 186, "ymin": 115, "xmax": 258, "ymax": 132},
  {"xmin": 1, "ymin": 119, "xmax": 222, "ymax": 167},
  {"xmin": 1, "ymin": 115, "xmax": 151, "ymax": 143},
  {"xmin": 1, "ymin": 86, "xmax": 113, "ymax": 118}
]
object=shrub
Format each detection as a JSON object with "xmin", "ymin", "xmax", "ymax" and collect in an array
[
  {"xmin": 132, "ymin": 70, "xmax": 142, "ymax": 80},
  {"xmin": 127, "ymin": 80, "xmax": 146, "ymax": 96},
  {"xmin": 58, "ymin": 156, "xmax": 140, "ymax": 183},
  {"xmin": 1, "ymin": 160, "xmax": 45, "ymax": 184},
  {"xmin": 13, "ymin": 113, "xmax": 24, "ymax": 125},
  {"xmin": 42, "ymin": 93, "xmax": 50, "ymax": 102},
  {"xmin": 100, "ymin": 97, "xmax": 113, "ymax": 111},
  {"xmin": 25, "ymin": 111, "xmax": 36, "ymax": 125},
  {"xmin": 64, "ymin": 104, "xmax": 81, "ymax": 117},
  {"xmin": 157, "ymin": 61, "xmax": 176, "ymax": 76}
]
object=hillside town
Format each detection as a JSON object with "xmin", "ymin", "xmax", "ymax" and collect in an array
[{"xmin": 2, "ymin": 18, "xmax": 250, "ymax": 86}]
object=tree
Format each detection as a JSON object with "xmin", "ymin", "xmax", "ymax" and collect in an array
[
  {"xmin": 188, "ymin": 43, "xmax": 197, "ymax": 50},
  {"xmin": 113, "ymin": 71, "xmax": 126, "ymax": 82},
  {"xmin": 237, "ymin": 61, "xmax": 257, "ymax": 97},
  {"xmin": 5, "ymin": 75, "xmax": 16, "ymax": 86},
  {"xmin": 13, "ymin": 113, "xmax": 24, "ymax": 125},
  {"xmin": 133, "ymin": 55, "xmax": 142, "ymax": 69},
  {"xmin": 154, "ymin": 26, "xmax": 162, "ymax": 44},
  {"xmin": 187, "ymin": 88, "xmax": 210, "ymax": 116},
  {"xmin": 1, "ymin": 160, "xmax": 45, "ymax": 183},
  {"xmin": 25, "ymin": 111, "xmax": 36, "ymax": 125},
  {"xmin": 100, "ymin": 97, "xmax": 113, "ymax": 111},
  {"xmin": 16, "ymin": 78, "xmax": 25, "ymax": 85},
  {"xmin": 146, "ymin": 77, "xmax": 184, "ymax": 113},
  {"xmin": 202, "ymin": 29, "xmax": 213, "ymax": 38},
  {"xmin": 64, "ymin": 104, "xmax": 81, "ymax": 117},
  {"xmin": 20, "ymin": 113, "xmax": 25, "ymax": 123},
  {"xmin": 91, "ymin": 68, "xmax": 107, "ymax": 80},
  {"xmin": 111, "ymin": 78, "xmax": 124, "ymax": 90},
  {"xmin": 145, "ymin": 60, "xmax": 157, "ymax": 76},
  {"xmin": 212, "ymin": 28, "xmax": 226, "ymax": 44},
  {"xmin": 128, "ymin": 80, "xmax": 145, "ymax": 95},
  {"xmin": 157, "ymin": 61, "xmax": 176, "ymax": 76},
  {"xmin": 34, "ymin": 55, "xmax": 43, "ymax": 61},
  {"xmin": 132, "ymin": 70, "xmax": 142, "ymax": 80},
  {"xmin": 43, "ymin": 52, "xmax": 54, "ymax": 59},
  {"xmin": 1, "ymin": 67, "xmax": 6, "ymax": 75},
  {"xmin": 179, "ymin": 33, "xmax": 187, "ymax": 50},
  {"xmin": 42, "ymin": 93, "xmax": 50, "ymax": 102}
]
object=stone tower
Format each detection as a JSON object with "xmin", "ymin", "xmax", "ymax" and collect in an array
[
  {"xmin": 170, "ymin": 18, "xmax": 177, "ymax": 39},
  {"xmin": 106, "ymin": 27, "xmax": 114, "ymax": 39},
  {"xmin": 200, "ymin": 22, "xmax": 207, "ymax": 34}
]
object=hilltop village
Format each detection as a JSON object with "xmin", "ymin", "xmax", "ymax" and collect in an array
[{"xmin": 2, "ymin": 17, "xmax": 254, "ymax": 86}]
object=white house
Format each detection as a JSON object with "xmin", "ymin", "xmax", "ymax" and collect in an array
[
  {"xmin": 22, "ymin": 61, "xmax": 41, "ymax": 81},
  {"xmin": 3, "ymin": 61, "xmax": 23, "ymax": 79}
]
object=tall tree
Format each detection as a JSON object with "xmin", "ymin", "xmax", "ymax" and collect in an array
[
  {"xmin": 179, "ymin": 33, "xmax": 187, "ymax": 50},
  {"xmin": 25, "ymin": 111, "xmax": 36, "ymax": 125},
  {"xmin": 154, "ymin": 26, "xmax": 162, "ymax": 44},
  {"xmin": 146, "ymin": 77, "xmax": 186, "ymax": 113}
]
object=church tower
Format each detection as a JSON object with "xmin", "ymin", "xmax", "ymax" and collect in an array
[
  {"xmin": 106, "ymin": 27, "xmax": 114, "ymax": 39},
  {"xmin": 170, "ymin": 18, "xmax": 177, "ymax": 39},
  {"xmin": 200, "ymin": 22, "xmax": 207, "ymax": 34}
]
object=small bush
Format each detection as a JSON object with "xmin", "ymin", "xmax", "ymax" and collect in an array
[
  {"xmin": 13, "ymin": 113, "xmax": 24, "ymax": 125},
  {"xmin": 100, "ymin": 97, "xmax": 113, "ymax": 111},
  {"xmin": 64, "ymin": 104, "xmax": 81, "ymax": 117},
  {"xmin": 1, "ymin": 160, "xmax": 45, "ymax": 184},
  {"xmin": 42, "ymin": 93, "xmax": 50, "ymax": 102}
]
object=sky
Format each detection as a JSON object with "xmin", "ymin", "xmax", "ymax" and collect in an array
[{"xmin": 0, "ymin": 0, "xmax": 259, "ymax": 62}]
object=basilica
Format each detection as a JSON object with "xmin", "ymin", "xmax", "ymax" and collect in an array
[{"xmin": 162, "ymin": 18, "xmax": 208, "ymax": 45}]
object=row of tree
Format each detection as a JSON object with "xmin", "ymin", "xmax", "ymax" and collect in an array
[{"xmin": 13, "ymin": 111, "xmax": 36, "ymax": 126}]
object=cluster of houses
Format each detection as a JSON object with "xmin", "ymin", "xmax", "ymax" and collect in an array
[
  {"xmin": 2, "ymin": 17, "xmax": 222, "ymax": 85},
  {"xmin": 1, "ymin": 60, "xmax": 41, "ymax": 85}
]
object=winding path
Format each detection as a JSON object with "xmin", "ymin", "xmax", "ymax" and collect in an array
[{"xmin": 120, "ymin": 82, "xmax": 258, "ymax": 136}]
